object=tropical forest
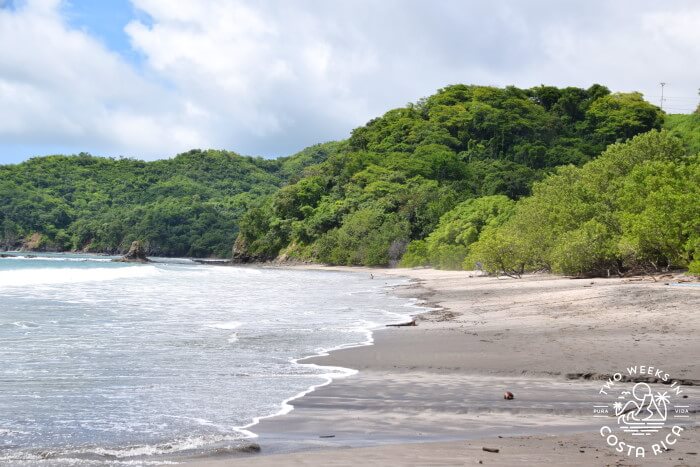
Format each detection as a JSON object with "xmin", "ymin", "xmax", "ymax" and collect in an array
[{"xmin": 2, "ymin": 84, "xmax": 699, "ymax": 276}]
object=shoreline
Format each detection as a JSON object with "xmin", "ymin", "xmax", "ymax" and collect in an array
[
  {"xmin": 230, "ymin": 275, "xmax": 423, "ymax": 440},
  {"xmin": 4, "ymin": 255, "xmax": 698, "ymax": 464},
  {"xmin": 291, "ymin": 265, "xmax": 700, "ymax": 381},
  {"xmin": 187, "ymin": 266, "xmax": 700, "ymax": 466}
]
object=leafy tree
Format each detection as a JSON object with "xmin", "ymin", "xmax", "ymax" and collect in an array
[
  {"xmin": 315, "ymin": 208, "xmax": 410, "ymax": 266},
  {"xmin": 664, "ymin": 113, "xmax": 700, "ymax": 155},
  {"xmin": 586, "ymin": 92, "xmax": 664, "ymax": 148},
  {"xmin": 467, "ymin": 130, "xmax": 699, "ymax": 277},
  {"xmin": 401, "ymin": 195, "xmax": 514, "ymax": 269}
]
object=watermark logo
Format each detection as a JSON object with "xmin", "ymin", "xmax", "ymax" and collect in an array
[{"xmin": 593, "ymin": 365, "xmax": 689, "ymax": 458}]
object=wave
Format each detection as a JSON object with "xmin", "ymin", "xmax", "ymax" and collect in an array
[
  {"xmin": 0, "ymin": 265, "xmax": 160, "ymax": 288},
  {"xmin": 232, "ymin": 289, "xmax": 421, "ymax": 440},
  {"xmin": 0, "ymin": 271, "xmax": 425, "ymax": 464},
  {"xmin": 1, "ymin": 254, "xmax": 114, "ymax": 262},
  {"xmin": 0, "ymin": 433, "xmax": 257, "ymax": 465},
  {"xmin": 205, "ymin": 321, "xmax": 243, "ymax": 330}
]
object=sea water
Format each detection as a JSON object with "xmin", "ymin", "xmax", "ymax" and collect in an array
[{"xmin": 0, "ymin": 253, "xmax": 419, "ymax": 465}]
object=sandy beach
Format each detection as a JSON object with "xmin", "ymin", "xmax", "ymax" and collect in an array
[{"xmin": 189, "ymin": 268, "xmax": 700, "ymax": 466}]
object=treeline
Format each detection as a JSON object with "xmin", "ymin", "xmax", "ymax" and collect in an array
[
  {"xmin": 406, "ymin": 129, "xmax": 700, "ymax": 276},
  {"xmin": 235, "ymin": 84, "xmax": 669, "ymax": 269},
  {"xmin": 4, "ymin": 83, "xmax": 696, "ymax": 275},
  {"xmin": 0, "ymin": 145, "xmax": 333, "ymax": 256}
]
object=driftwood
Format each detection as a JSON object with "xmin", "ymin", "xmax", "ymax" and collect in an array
[
  {"xmin": 386, "ymin": 319, "xmax": 416, "ymax": 327},
  {"xmin": 482, "ymin": 447, "xmax": 500, "ymax": 453}
]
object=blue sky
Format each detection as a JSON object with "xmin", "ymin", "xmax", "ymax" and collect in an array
[
  {"xmin": 61, "ymin": 1, "xmax": 140, "ymax": 62},
  {"xmin": 1, "ymin": 0, "xmax": 699, "ymax": 164}
]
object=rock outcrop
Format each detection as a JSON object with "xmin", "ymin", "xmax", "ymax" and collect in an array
[
  {"xmin": 231, "ymin": 234, "xmax": 255, "ymax": 263},
  {"xmin": 22, "ymin": 232, "xmax": 43, "ymax": 251},
  {"xmin": 113, "ymin": 241, "xmax": 150, "ymax": 263}
]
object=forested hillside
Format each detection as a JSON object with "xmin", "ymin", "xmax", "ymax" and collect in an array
[
  {"xmin": 235, "ymin": 84, "xmax": 665, "ymax": 266},
  {"xmin": 0, "ymin": 144, "xmax": 334, "ymax": 257},
  {"xmin": 463, "ymin": 130, "xmax": 700, "ymax": 276},
  {"xmin": 4, "ymin": 83, "xmax": 690, "ymax": 272}
]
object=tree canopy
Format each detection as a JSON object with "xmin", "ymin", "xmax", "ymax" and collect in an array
[
  {"xmin": 236, "ymin": 84, "xmax": 664, "ymax": 266},
  {"xmin": 3, "ymin": 83, "xmax": 677, "ymax": 272},
  {"xmin": 466, "ymin": 130, "xmax": 700, "ymax": 276},
  {"xmin": 0, "ymin": 146, "xmax": 333, "ymax": 256}
]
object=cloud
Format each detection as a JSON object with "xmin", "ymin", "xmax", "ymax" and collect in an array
[
  {"xmin": 0, "ymin": 0, "xmax": 205, "ymax": 159},
  {"xmin": 125, "ymin": 0, "xmax": 384, "ymax": 156},
  {"xmin": 1, "ymin": 0, "xmax": 699, "ymax": 162}
]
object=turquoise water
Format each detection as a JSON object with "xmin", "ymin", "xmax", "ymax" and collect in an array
[{"xmin": 0, "ymin": 253, "xmax": 419, "ymax": 465}]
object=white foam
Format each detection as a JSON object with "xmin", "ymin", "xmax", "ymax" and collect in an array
[
  {"xmin": 11, "ymin": 321, "xmax": 40, "ymax": 329},
  {"xmin": 2, "ymin": 255, "xmax": 113, "ymax": 262},
  {"xmin": 0, "ymin": 268, "xmax": 429, "ymax": 463},
  {"xmin": 0, "ymin": 265, "xmax": 160, "ymax": 288},
  {"xmin": 232, "ymin": 279, "xmax": 426, "ymax": 440},
  {"xmin": 205, "ymin": 321, "xmax": 243, "ymax": 330}
]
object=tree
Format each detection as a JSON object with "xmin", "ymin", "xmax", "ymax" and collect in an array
[
  {"xmin": 467, "ymin": 130, "xmax": 697, "ymax": 277},
  {"xmin": 400, "ymin": 195, "xmax": 515, "ymax": 269}
]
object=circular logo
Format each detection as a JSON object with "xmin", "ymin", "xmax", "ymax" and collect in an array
[{"xmin": 593, "ymin": 366, "xmax": 688, "ymax": 458}]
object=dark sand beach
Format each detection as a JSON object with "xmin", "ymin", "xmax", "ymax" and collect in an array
[{"xmin": 190, "ymin": 268, "xmax": 700, "ymax": 466}]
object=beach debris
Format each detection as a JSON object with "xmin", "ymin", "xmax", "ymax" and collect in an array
[
  {"xmin": 319, "ymin": 434, "xmax": 335, "ymax": 438},
  {"xmin": 113, "ymin": 240, "xmax": 150, "ymax": 263},
  {"xmin": 503, "ymin": 391, "xmax": 514, "ymax": 400},
  {"xmin": 482, "ymin": 447, "xmax": 500, "ymax": 453},
  {"xmin": 386, "ymin": 319, "xmax": 416, "ymax": 327}
]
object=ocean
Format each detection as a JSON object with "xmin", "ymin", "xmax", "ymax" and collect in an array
[{"xmin": 0, "ymin": 253, "xmax": 420, "ymax": 465}]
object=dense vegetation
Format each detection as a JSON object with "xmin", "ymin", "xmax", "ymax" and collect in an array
[
  {"xmin": 0, "ymin": 145, "xmax": 333, "ymax": 256},
  {"xmin": 464, "ymin": 130, "xmax": 700, "ymax": 276},
  {"xmin": 666, "ymin": 112, "xmax": 700, "ymax": 155},
  {"xmin": 4, "ymin": 83, "xmax": 695, "ymax": 276},
  {"xmin": 236, "ymin": 84, "xmax": 665, "ymax": 266}
]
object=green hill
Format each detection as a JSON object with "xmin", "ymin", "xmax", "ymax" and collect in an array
[
  {"xmin": 0, "ymin": 146, "xmax": 336, "ymax": 257},
  {"xmin": 2, "ymin": 83, "xmax": 674, "ymax": 266},
  {"xmin": 235, "ymin": 84, "xmax": 664, "ymax": 266}
]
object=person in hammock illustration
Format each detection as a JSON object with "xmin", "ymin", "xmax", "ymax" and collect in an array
[{"xmin": 615, "ymin": 383, "xmax": 669, "ymax": 425}]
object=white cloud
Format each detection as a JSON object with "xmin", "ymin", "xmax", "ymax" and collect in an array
[
  {"xmin": 125, "ymin": 0, "xmax": 384, "ymax": 153},
  {"xmin": 1, "ymin": 0, "xmax": 699, "ymax": 162},
  {"xmin": 0, "ymin": 0, "xmax": 206, "ymax": 157}
]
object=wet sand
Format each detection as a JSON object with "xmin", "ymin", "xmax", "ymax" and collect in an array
[{"xmin": 188, "ymin": 268, "xmax": 700, "ymax": 466}]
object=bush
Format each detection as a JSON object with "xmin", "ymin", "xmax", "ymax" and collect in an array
[{"xmin": 549, "ymin": 220, "xmax": 618, "ymax": 276}]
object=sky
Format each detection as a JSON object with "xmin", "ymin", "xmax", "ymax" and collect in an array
[{"xmin": 0, "ymin": 0, "xmax": 699, "ymax": 164}]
